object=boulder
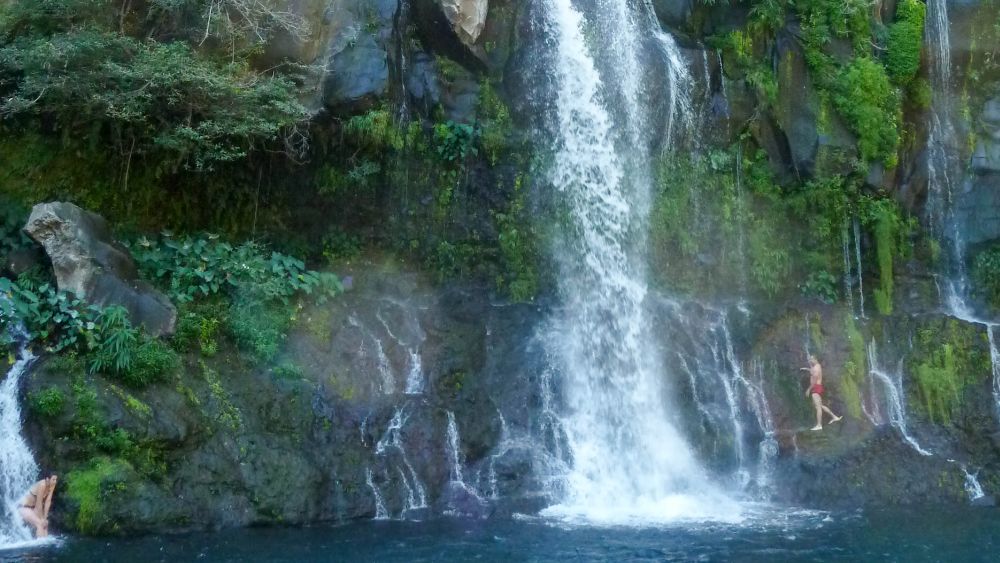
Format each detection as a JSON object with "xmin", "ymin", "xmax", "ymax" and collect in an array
[
  {"xmin": 23, "ymin": 202, "xmax": 176, "ymax": 337},
  {"xmin": 440, "ymin": 0, "xmax": 489, "ymax": 47},
  {"xmin": 260, "ymin": 0, "xmax": 396, "ymax": 112}
]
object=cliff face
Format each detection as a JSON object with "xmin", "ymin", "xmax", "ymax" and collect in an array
[{"xmin": 7, "ymin": 0, "xmax": 1000, "ymax": 536}]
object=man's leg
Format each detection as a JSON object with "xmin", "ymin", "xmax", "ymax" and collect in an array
[
  {"xmin": 821, "ymin": 405, "xmax": 841, "ymax": 422},
  {"xmin": 811, "ymin": 393, "xmax": 823, "ymax": 430}
]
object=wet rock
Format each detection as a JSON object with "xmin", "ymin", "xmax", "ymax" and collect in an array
[
  {"xmin": 260, "ymin": 0, "xmax": 396, "ymax": 112},
  {"xmin": 23, "ymin": 202, "xmax": 176, "ymax": 337},
  {"xmin": 440, "ymin": 0, "xmax": 489, "ymax": 47},
  {"xmin": 651, "ymin": 0, "xmax": 693, "ymax": 29}
]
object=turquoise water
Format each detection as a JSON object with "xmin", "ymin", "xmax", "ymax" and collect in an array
[{"xmin": 0, "ymin": 507, "xmax": 996, "ymax": 562}]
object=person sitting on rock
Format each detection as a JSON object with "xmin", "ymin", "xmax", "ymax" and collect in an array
[
  {"xmin": 18, "ymin": 474, "xmax": 57, "ymax": 538},
  {"xmin": 801, "ymin": 355, "xmax": 842, "ymax": 431}
]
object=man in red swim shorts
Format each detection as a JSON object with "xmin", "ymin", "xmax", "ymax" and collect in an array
[{"xmin": 802, "ymin": 354, "xmax": 842, "ymax": 431}]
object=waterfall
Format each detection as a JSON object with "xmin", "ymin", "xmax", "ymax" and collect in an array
[
  {"xmin": 842, "ymin": 219, "xmax": 855, "ymax": 317},
  {"xmin": 538, "ymin": 0, "xmax": 736, "ymax": 524},
  {"xmin": 866, "ymin": 341, "xmax": 932, "ymax": 456},
  {"xmin": 374, "ymin": 408, "xmax": 428, "ymax": 515},
  {"xmin": 0, "ymin": 309, "xmax": 39, "ymax": 547},
  {"xmin": 989, "ymin": 327, "xmax": 1000, "ymax": 421},
  {"xmin": 365, "ymin": 468, "xmax": 389, "ymax": 520},
  {"xmin": 853, "ymin": 218, "xmax": 866, "ymax": 319},
  {"xmin": 925, "ymin": 0, "xmax": 958, "ymax": 245},
  {"xmin": 961, "ymin": 466, "xmax": 986, "ymax": 501}
]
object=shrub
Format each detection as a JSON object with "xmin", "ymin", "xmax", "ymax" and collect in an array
[
  {"xmin": 831, "ymin": 58, "xmax": 901, "ymax": 166},
  {"xmin": 226, "ymin": 298, "xmax": 292, "ymax": 364},
  {"xmin": 88, "ymin": 306, "xmax": 137, "ymax": 376},
  {"xmin": 800, "ymin": 270, "xmax": 839, "ymax": 303},
  {"xmin": 29, "ymin": 387, "xmax": 65, "ymax": 418},
  {"xmin": 885, "ymin": 0, "xmax": 926, "ymax": 86},
  {"xmin": 124, "ymin": 339, "xmax": 180, "ymax": 387}
]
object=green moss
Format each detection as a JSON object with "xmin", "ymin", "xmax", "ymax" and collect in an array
[
  {"xmin": 65, "ymin": 457, "xmax": 132, "ymax": 534},
  {"xmin": 107, "ymin": 385, "xmax": 152, "ymax": 419},
  {"xmin": 911, "ymin": 320, "xmax": 991, "ymax": 424},
  {"xmin": 865, "ymin": 198, "xmax": 907, "ymax": 316},
  {"xmin": 477, "ymin": 80, "xmax": 513, "ymax": 166},
  {"xmin": 201, "ymin": 361, "xmax": 243, "ymax": 432},
  {"xmin": 914, "ymin": 344, "xmax": 959, "ymax": 424},
  {"xmin": 840, "ymin": 316, "xmax": 867, "ymax": 419}
]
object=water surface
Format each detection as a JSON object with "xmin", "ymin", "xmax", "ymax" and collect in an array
[{"xmin": 2, "ymin": 507, "xmax": 996, "ymax": 562}]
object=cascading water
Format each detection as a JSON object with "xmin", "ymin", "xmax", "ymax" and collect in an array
[
  {"xmin": 922, "ymin": 0, "xmax": 1000, "ymax": 417},
  {"xmin": 961, "ymin": 466, "xmax": 986, "ymax": 501},
  {"xmin": 866, "ymin": 341, "xmax": 932, "ymax": 456},
  {"xmin": 374, "ymin": 408, "xmax": 428, "ymax": 515},
  {"xmin": 0, "ymin": 309, "xmax": 40, "ymax": 548},
  {"xmin": 365, "ymin": 468, "xmax": 389, "ymax": 520},
  {"xmin": 537, "ymin": 0, "xmax": 736, "ymax": 523}
]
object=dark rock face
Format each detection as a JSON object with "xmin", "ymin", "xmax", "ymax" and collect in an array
[
  {"xmin": 651, "ymin": 0, "xmax": 693, "ymax": 30},
  {"xmin": 23, "ymin": 202, "xmax": 176, "ymax": 337},
  {"xmin": 23, "ymin": 262, "xmax": 550, "ymax": 534}
]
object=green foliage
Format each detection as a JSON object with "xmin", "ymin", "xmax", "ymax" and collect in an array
[
  {"xmin": 272, "ymin": 361, "xmax": 304, "ymax": 380},
  {"xmin": 861, "ymin": 198, "xmax": 909, "ymax": 315},
  {"xmin": 972, "ymin": 245, "xmax": 1000, "ymax": 310},
  {"xmin": 171, "ymin": 301, "xmax": 225, "ymax": 356},
  {"xmin": 0, "ymin": 278, "xmax": 99, "ymax": 352},
  {"xmin": 831, "ymin": 58, "xmax": 901, "ymax": 166},
  {"xmin": 65, "ymin": 456, "xmax": 132, "ymax": 535},
  {"xmin": 28, "ymin": 387, "xmax": 66, "ymax": 418},
  {"xmin": 493, "ymin": 174, "xmax": 538, "ymax": 302},
  {"xmin": 914, "ymin": 344, "xmax": 959, "ymax": 424},
  {"xmin": 226, "ymin": 298, "xmax": 293, "ymax": 364},
  {"xmin": 0, "ymin": 4, "xmax": 308, "ymax": 169},
  {"xmin": 125, "ymin": 339, "xmax": 180, "ymax": 386},
  {"xmin": 911, "ymin": 321, "xmax": 988, "ymax": 425},
  {"xmin": 88, "ymin": 306, "xmax": 138, "ymax": 376},
  {"xmin": 321, "ymin": 229, "xmax": 362, "ymax": 264},
  {"xmin": 749, "ymin": 0, "xmax": 787, "ymax": 36},
  {"xmin": 342, "ymin": 109, "xmax": 404, "ymax": 152},
  {"xmin": 800, "ymin": 270, "xmax": 838, "ymax": 303},
  {"xmin": 476, "ymin": 81, "xmax": 513, "ymax": 165},
  {"xmin": 433, "ymin": 121, "xmax": 479, "ymax": 166},
  {"xmin": 650, "ymin": 149, "xmax": 796, "ymax": 298},
  {"xmin": 0, "ymin": 199, "xmax": 32, "ymax": 257},
  {"xmin": 885, "ymin": 0, "xmax": 926, "ymax": 86},
  {"xmin": 130, "ymin": 234, "xmax": 342, "ymax": 304},
  {"xmin": 841, "ymin": 316, "xmax": 866, "ymax": 419}
]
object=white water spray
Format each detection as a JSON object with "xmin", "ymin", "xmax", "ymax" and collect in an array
[
  {"xmin": 374, "ymin": 408, "xmax": 427, "ymax": 514},
  {"xmin": 365, "ymin": 468, "xmax": 389, "ymax": 520},
  {"xmin": 866, "ymin": 341, "xmax": 931, "ymax": 456},
  {"xmin": 0, "ymin": 310, "xmax": 40, "ymax": 548},
  {"xmin": 539, "ymin": 0, "xmax": 736, "ymax": 524},
  {"xmin": 961, "ymin": 466, "xmax": 986, "ymax": 501}
]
